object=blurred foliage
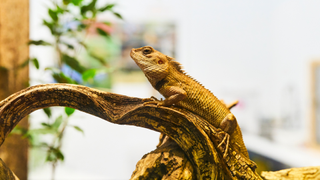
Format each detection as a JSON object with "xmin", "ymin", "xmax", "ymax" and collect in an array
[{"xmin": 11, "ymin": 0, "xmax": 122, "ymax": 179}]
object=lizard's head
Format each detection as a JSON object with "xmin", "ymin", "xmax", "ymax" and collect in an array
[{"xmin": 130, "ymin": 46, "xmax": 171, "ymax": 85}]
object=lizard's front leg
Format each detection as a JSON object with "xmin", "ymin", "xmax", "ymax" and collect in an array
[
  {"xmin": 217, "ymin": 113, "xmax": 237, "ymax": 158},
  {"xmin": 144, "ymin": 86, "xmax": 187, "ymax": 107}
]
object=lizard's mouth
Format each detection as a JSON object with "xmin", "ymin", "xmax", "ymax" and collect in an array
[
  {"xmin": 130, "ymin": 48, "xmax": 153, "ymax": 72},
  {"xmin": 130, "ymin": 48, "xmax": 137, "ymax": 59},
  {"xmin": 130, "ymin": 48, "xmax": 135, "ymax": 53},
  {"xmin": 130, "ymin": 48, "xmax": 143, "ymax": 62}
]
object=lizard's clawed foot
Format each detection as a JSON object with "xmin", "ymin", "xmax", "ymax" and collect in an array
[
  {"xmin": 143, "ymin": 100, "xmax": 165, "ymax": 107},
  {"xmin": 150, "ymin": 96, "xmax": 160, "ymax": 101},
  {"xmin": 142, "ymin": 96, "xmax": 156, "ymax": 102},
  {"xmin": 143, "ymin": 96, "xmax": 165, "ymax": 107},
  {"xmin": 217, "ymin": 133, "xmax": 230, "ymax": 158}
]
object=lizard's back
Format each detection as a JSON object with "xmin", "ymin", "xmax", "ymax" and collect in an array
[{"xmin": 159, "ymin": 66, "xmax": 249, "ymax": 158}]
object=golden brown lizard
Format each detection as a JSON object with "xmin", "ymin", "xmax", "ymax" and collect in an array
[{"xmin": 130, "ymin": 46, "xmax": 249, "ymax": 159}]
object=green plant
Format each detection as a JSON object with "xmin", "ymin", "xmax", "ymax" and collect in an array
[{"xmin": 12, "ymin": 0, "xmax": 122, "ymax": 179}]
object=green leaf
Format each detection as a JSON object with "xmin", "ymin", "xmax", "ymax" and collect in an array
[
  {"xmin": 28, "ymin": 40, "xmax": 52, "ymax": 46},
  {"xmin": 82, "ymin": 69, "xmax": 96, "ymax": 81},
  {"xmin": 63, "ymin": 0, "xmax": 71, "ymax": 5},
  {"xmin": 38, "ymin": 142, "xmax": 49, "ymax": 147},
  {"xmin": 72, "ymin": 126, "xmax": 84, "ymax": 135},
  {"xmin": 80, "ymin": 0, "xmax": 97, "ymax": 16},
  {"xmin": 43, "ymin": 20, "xmax": 55, "ymax": 34},
  {"xmin": 55, "ymin": 149, "xmax": 64, "ymax": 161},
  {"xmin": 71, "ymin": 0, "xmax": 83, "ymax": 6},
  {"xmin": 52, "ymin": 115, "xmax": 63, "ymax": 130},
  {"xmin": 19, "ymin": 59, "xmax": 30, "ymax": 68},
  {"xmin": 65, "ymin": 107, "xmax": 75, "ymax": 116},
  {"xmin": 88, "ymin": 51, "xmax": 106, "ymax": 65},
  {"xmin": 61, "ymin": 54, "xmax": 86, "ymax": 73},
  {"xmin": 43, "ymin": 108, "xmax": 52, "ymax": 118},
  {"xmin": 31, "ymin": 58, "xmax": 40, "ymax": 69},
  {"xmin": 41, "ymin": 122, "xmax": 52, "ymax": 128},
  {"xmin": 96, "ymin": 28, "xmax": 109, "ymax": 37},
  {"xmin": 32, "ymin": 142, "xmax": 49, "ymax": 149},
  {"xmin": 46, "ymin": 147, "xmax": 65, "ymax": 162},
  {"xmin": 61, "ymin": 42, "xmax": 74, "ymax": 49},
  {"xmin": 113, "ymin": 12, "xmax": 123, "ymax": 19},
  {"xmin": 103, "ymin": 21, "xmax": 112, "ymax": 26},
  {"xmin": 46, "ymin": 153, "xmax": 55, "ymax": 162},
  {"xmin": 19, "ymin": 58, "xmax": 39, "ymax": 69},
  {"xmin": 55, "ymin": 5, "xmax": 65, "ymax": 14},
  {"xmin": 48, "ymin": 9, "xmax": 58, "ymax": 22},
  {"xmin": 77, "ymin": 22, "xmax": 87, "ymax": 31},
  {"xmin": 27, "ymin": 128, "xmax": 56, "ymax": 135},
  {"xmin": 98, "ymin": 4, "xmax": 115, "ymax": 12},
  {"xmin": 52, "ymin": 72, "xmax": 78, "ymax": 84},
  {"xmin": 10, "ymin": 126, "xmax": 28, "ymax": 135},
  {"xmin": 78, "ymin": 41, "xmax": 88, "ymax": 49}
]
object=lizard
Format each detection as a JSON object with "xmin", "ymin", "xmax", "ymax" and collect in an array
[{"xmin": 130, "ymin": 46, "xmax": 249, "ymax": 160}]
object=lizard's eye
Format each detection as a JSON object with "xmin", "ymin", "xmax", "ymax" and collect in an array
[{"xmin": 143, "ymin": 48, "xmax": 152, "ymax": 55}]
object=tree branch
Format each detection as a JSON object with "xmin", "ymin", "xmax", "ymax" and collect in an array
[
  {"xmin": 0, "ymin": 83, "xmax": 261, "ymax": 179},
  {"xmin": 0, "ymin": 158, "xmax": 19, "ymax": 180}
]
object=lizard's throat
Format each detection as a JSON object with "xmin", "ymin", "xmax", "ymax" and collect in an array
[{"xmin": 143, "ymin": 67, "xmax": 168, "ymax": 87}]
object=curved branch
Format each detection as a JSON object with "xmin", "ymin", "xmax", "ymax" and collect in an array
[
  {"xmin": 0, "ymin": 83, "xmax": 261, "ymax": 179},
  {"xmin": 0, "ymin": 83, "xmax": 144, "ymax": 144}
]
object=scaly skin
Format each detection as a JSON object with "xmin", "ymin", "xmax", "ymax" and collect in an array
[{"xmin": 130, "ymin": 46, "xmax": 249, "ymax": 159}]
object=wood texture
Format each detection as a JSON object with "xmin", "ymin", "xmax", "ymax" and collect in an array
[
  {"xmin": 0, "ymin": 84, "xmax": 262, "ymax": 180},
  {"xmin": 131, "ymin": 138, "xmax": 195, "ymax": 180},
  {"xmin": 0, "ymin": 158, "xmax": 19, "ymax": 180},
  {"xmin": 0, "ymin": 0, "xmax": 29, "ymax": 179}
]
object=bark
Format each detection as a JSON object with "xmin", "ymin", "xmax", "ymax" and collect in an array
[
  {"xmin": 0, "ymin": 84, "xmax": 261, "ymax": 179},
  {"xmin": 0, "ymin": 158, "xmax": 19, "ymax": 180},
  {"xmin": 131, "ymin": 138, "xmax": 195, "ymax": 180},
  {"xmin": 0, "ymin": 0, "xmax": 29, "ymax": 179}
]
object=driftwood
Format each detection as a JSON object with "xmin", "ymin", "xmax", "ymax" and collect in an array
[
  {"xmin": 0, "ymin": 83, "xmax": 319, "ymax": 179},
  {"xmin": 131, "ymin": 137, "xmax": 195, "ymax": 180}
]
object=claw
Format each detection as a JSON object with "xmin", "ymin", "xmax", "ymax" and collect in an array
[
  {"xmin": 143, "ymin": 101, "xmax": 159, "ymax": 106},
  {"xmin": 142, "ymin": 96, "xmax": 166, "ymax": 106},
  {"xmin": 143, "ymin": 96, "xmax": 162, "ymax": 103},
  {"xmin": 150, "ymin": 96, "xmax": 159, "ymax": 101},
  {"xmin": 217, "ymin": 133, "xmax": 230, "ymax": 159},
  {"xmin": 143, "ymin": 100, "xmax": 165, "ymax": 107}
]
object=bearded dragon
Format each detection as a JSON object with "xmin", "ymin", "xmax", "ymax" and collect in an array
[{"xmin": 130, "ymin": 46, "xmax": 249, "ymax": 159}]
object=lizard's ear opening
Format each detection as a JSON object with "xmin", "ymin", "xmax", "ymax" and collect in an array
[{"xmin": 158, "ymin": 60, "xmax": 164, "ymax": 64}]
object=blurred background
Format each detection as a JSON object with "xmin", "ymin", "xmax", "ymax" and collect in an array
[{"xmin": 1, "ymin": 0, "xmax": 320, "ymax": 179}]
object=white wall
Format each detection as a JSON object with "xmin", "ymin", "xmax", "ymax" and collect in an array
[
  {"xmin": 116, "ymin": 0, "xmax": 320, "ymax": 142},
  {"xmin": 29, "ymin": 0, "xmax": 320, "ymax": 179}
]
